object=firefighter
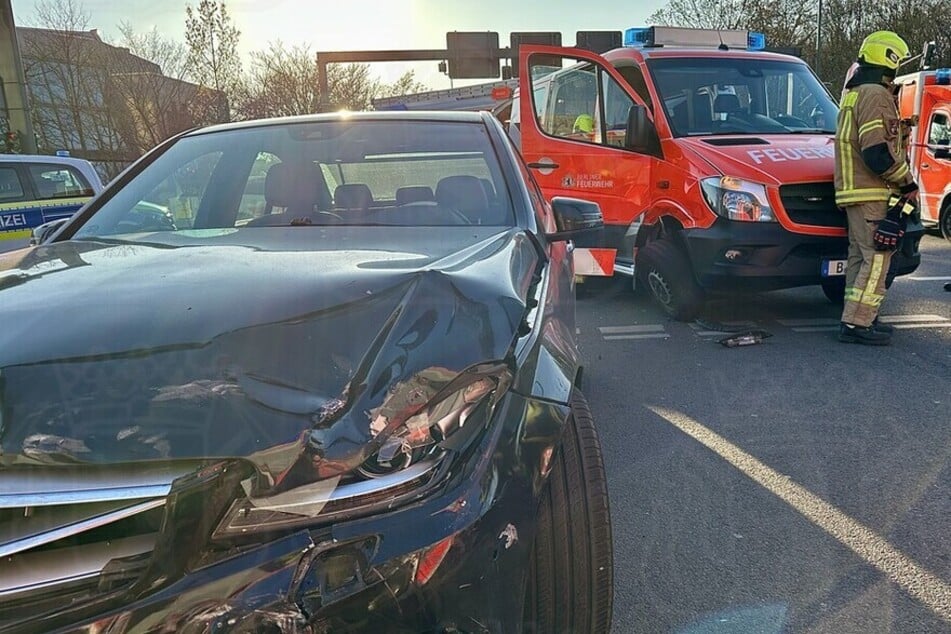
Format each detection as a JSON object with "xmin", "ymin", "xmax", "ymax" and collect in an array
[
  {"xmin": 835, "ymin": 31, "xmax": 918, "ymax": 345},
  {"xmin": 572, "ymin": 113, "xmax": 595, "ymax": 139}
]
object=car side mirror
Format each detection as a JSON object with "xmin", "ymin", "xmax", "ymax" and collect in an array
[
  {"xmin": 547, "ymin": 197, "xmax": 603, "ymax": 242},
  {"xmin": 625, "ymin": 104, "xmax": 661, "ymax": 156},
  {"xmin": 30, "ymin": 218, "xmax": 70, "ymax": 246}
]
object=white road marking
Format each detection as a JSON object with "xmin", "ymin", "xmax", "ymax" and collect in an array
[
  {"xmin": 793, "ymin": 323, "xmax": 951, "ymax": 333},
  {"xmin": 908, "ymin": 276, "xmax": 951, "ymax": 281},
  {"xmin": 879, "ymin": 315, "xmax": 950, "ymax": 324},
  {"xmin": 598, "ymin": 324, "xmax": 666, "ymax": 334},
  {"xmin": 647, "ymin": 406, "xmax": 951, "ymax": 623},
  {"xmin": 603, "ymin": 333, "xmax": 670, "ymax": 341}
]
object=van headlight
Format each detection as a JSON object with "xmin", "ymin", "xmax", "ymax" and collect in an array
[{"xmin": 701, "ymin": 177, "xmax": 776, "ymax": 222}]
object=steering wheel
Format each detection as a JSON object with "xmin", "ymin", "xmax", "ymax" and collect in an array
[
  {"xmin": 115, "ymin": 208, "xmax": 177, "ymax": 234},
  {"xmin": 774, "ymin": 113, "xmax": 812, "ymax": 128}
]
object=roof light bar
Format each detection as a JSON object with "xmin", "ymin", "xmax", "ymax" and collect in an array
[
  {"xmin": 937, "ymin": 68, "xmax": 951, "ymax": 85},
  {"xmin": 623, "ymin": 26, "xmax": 767, "ymax": 51}
]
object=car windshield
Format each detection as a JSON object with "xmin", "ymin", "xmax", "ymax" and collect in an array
[
  {"xmin": 72, "ymin": 119, "xmax": 513, "ymax": 240},
  {"xmin": 647, "ymin": 57, "xmax": 839, "ymax": 136}
]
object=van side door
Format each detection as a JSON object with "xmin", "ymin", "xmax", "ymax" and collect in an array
[{"xmin": 517, "ymin": 46, "xmax": 656, "ymax": 257}]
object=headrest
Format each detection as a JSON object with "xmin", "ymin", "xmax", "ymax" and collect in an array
[
  {"xmin": 395, "ymin": 186, "xmax": 435, "ymax": 205},
  {"xmin": 265, "ymin": 162, "xmax": 323, "ymax": 209},
  {"xmin": 334, "ymin": 183, "xmax": 372, "ymax": 210},
  {"xmin": 713, "ymin": 94, "xmax": 742, "ymax": 114},
  {"xmin": 435, "ymin": 175, "xmax": 488, "ymax": 215}
]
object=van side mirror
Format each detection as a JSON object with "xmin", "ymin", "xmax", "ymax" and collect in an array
[
  {"xmin": 922, "ymin": 41, "xmax": 937, "ymax": 70},
  {"xmin": 625, "ymin": 104, "xmax": 661, "ymax": 156},
  {"xmin": 935, "ymin": 146, "xmax": 951, "ymax": 160},
  {"xmin": 547, "ymin": 197, "xmax": 603, "ymax": 242}
]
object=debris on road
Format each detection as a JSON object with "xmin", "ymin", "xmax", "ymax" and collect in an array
[{"xmin": 718, "ymin": 330, "xmax": 774, "ymax": 348}]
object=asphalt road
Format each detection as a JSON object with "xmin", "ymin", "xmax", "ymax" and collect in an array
[{"xmin": 577, "ymin": 234, "xmax": 951, "ymax": 633}]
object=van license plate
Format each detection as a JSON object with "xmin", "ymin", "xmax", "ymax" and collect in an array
[{"xmin": 822, "ymin": 259, "xmax": 847, "ymax": 277}]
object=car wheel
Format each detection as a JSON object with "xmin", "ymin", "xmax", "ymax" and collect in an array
[
  {"xmin": 820, "ymin": 277, "xmax": 846, "ymax": 304},
  {"xmin": 524, "ymin": 390, "xmax": 613, "ymax": 634},
  {"xmin": 637, "ymin": 239, "xmax": 704, "ymax": 321},
  {"xmin": 940, "ymin": 200, "xmax": 951, "ymax": 242}
]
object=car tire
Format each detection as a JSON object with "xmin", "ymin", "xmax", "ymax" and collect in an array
[
  {"xmin": 523, "ymin": 390, "xmax": 613, "ymax": 634},
  {"xmin": 821, "ymin": 277, "xmax": 846, "ymax": 304},
  {"xmin": 940, "ymin": 200, "xmax": 951, "ymax": 242},
  {"xmin": 637, "ymin": 239, "xmax": 704, "ymax": 321}
]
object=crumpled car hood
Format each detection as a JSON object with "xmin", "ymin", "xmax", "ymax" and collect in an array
[{"xmin": 0, "ymin": 228, "xmax": 540, "ymax": 483}]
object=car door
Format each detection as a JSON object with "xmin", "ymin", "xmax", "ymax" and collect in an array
[
  {"xmin": 919, "ymin": 110, "xmax": 950, "ymax": 223},
  {"xmin": 517, "ymin": 46, "xmax": 654, "ymax": 251}
]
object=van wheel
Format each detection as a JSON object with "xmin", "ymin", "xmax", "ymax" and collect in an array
[
  {"xmin": 940, "ymin": 201, "xmax": 951, "ymax": 242},
  {"xmin": 821, "ymin": 278, "xmax": 846, "ymax": 304},
  {"xmin": 637, "ymin": 239, "xmax": 703, "ymax": 321},
  {"xmin": 523, "ymin": 390, "xmax": 613, "ymax": 634}
]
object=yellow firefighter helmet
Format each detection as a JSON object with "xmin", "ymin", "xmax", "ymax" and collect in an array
[{"xmin": 858, "ymin": 31, "xmax": 910, "ymax": 71}]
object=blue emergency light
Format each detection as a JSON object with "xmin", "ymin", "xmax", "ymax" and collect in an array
[
  {"xmin": 747, "ymin": 32, "xmax": 767, "ymax": 51},
  {"xmin": 937, "ymin": 68, "xmax": 951, "ymax": 85},
  {"xmin": 624, "ymin": 26, "xmax": 766, "ymax": 50}
]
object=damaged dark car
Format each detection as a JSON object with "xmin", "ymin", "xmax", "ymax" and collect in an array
[{"xmin": 0, "ymin": 112, "xmax": 613, "ymax": 633}]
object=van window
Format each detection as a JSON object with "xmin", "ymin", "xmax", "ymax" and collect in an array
[
  {"xmin": 0, "ymin": 168, "xmax": 25, "ymax": 202},
  {"xmin": 928, "ymin": 113, "xmax": 949, "ymax": 146},
  {"xmin": 27, "ymin": 164, "xmax": 94, "ymax": 199}
]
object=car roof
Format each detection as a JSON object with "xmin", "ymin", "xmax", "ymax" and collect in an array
[
  {"xmin": 190, "ymin": 110, "xmax": 489, "ymax": 137},
  {"xmin": 0, "ymin": 154, "xmax": 97, "ymax": 167}
]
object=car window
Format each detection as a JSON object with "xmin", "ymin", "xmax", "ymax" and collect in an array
[
  {"xmin": 72, "ymin": 120, "xmax": 514, "ymax": 240},
  {"xmin": 0, "ymin": 167, "xmax": 25, "ymax": 202},
  {"xmin": 27, "ymin": 164, "xmax": 94, "ymax": 199}
]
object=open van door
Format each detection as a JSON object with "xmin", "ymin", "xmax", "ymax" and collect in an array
[{"xmin": 517, "ymin": 45, "xmax": 659, "ymax": 273}]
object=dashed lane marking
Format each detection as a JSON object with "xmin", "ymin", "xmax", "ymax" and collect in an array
[
  {"xmin": 779, "ymin": 315, "xmax": 948, "ymax": 328},
  {"xmin": 647, "ymin": 406, "xmax": 951, "ymax": 623},
  {"xmin": 598, "ymin": 324, "xmax": 666, "ymax": 334},
  {"xmin": 603, "ymin": 333, "xmax": 670, "ymax": 341},
  {"xmin": 908, "ymin": 276, "xmax": 951, "ymax": 281}
]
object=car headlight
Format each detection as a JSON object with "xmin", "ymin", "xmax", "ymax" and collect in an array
[
  {"xmin": 212, "ymin": 364, "xmax": 509, "ymax": 540},
  {"xmin": 701, "ymin": 177, "xmax": 776, "ymax": 222}
]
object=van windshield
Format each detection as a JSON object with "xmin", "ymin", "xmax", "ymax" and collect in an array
[{"xmin": 647, "ymin": 57, "xmax": 838, "ymax": 137}]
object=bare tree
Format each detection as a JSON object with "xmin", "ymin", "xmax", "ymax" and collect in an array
[
  {"xmin": 108, "ymin": 23, "xmax": 201, "ymax": 150},
  {"xmin": 19, "ymin": 0, "xmax": 132, "ymax": 174},
  {"xmin": 238, "ymin": 43, "xmax": 429, "ymax": 119},
  {"xmin": 184, "ymin": 0, "xmax": 242, "ymax": 121},
  {"xmin": 649, "ymin": 0, "xmax": 749, "ymax": 30}
]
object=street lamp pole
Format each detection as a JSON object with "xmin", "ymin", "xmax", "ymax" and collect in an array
[{"xmin": 815, "ymin": 0, "xmax": 824, "ymax": 79}]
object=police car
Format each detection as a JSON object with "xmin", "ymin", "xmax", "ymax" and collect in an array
[{"xmin": 0, "ymin": 153, "xmax": 103, "ymax": 253}]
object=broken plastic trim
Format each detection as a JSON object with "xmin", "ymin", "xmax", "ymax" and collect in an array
[
  {"xmin": 213, "ymin": 457, "xmax": 447, "ymax": 539},
  {"xmin": 213, "ymin": 364, "xmax": 510, "ymax": 540}
]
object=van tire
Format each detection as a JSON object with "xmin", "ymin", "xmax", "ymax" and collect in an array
[
  {"xmin": 637, "ymin": 239, "xmax": 704, "ymax": 321},
  {"xmin": 940, "ymin": 200, "xmax": 951, "ymax": 242},
  {"xmin": 523, "ymin": 390, "xmax": 613, "ymax": 634},
  {"xmin": 821, "ymin": 278, "xmax": 847, "ymax": 304}
]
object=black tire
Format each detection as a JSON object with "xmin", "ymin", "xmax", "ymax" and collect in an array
[
  {"xmin": 940, "ymin": 201, "xmax": 951, "ymax": 243},
  {"xmin": 524, "ymin": 390, "xmax": 613, "ymax": 634},
  {"xmin": 636, "ymin": 239, "xmax": 704, "ymax": 321},
  {"xmin": 821, "ymin": 277, "xmax": 846, "ymax": 304}
]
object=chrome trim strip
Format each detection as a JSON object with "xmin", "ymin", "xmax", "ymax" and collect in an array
[
  {"xmin": 325, "ymin": 458, "xmax": 440, "ymax": 503},
  {"xmin": 0, "ymin": 534, "xmax": 155, "ymax": 599},
  {"xmin": 613, "ymin": 262, "xmax": 635, "ymax": 277},
  {"xmin": 0, "ymin": 498, "xmax": 166, "ymax": 559},
  {"xmin": 0, "ymin": 484, "xmax": 172, "ymax": 508}
]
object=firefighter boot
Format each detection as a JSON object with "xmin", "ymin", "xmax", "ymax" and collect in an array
[
  {"xmin": 839, "ymin": 323, "xmax": 892, "ymax": 345},
  {"xmin": 871, "ymin": 317, "xmax": 894, "ymax": 333}
]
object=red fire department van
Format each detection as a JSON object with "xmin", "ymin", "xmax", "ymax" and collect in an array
[
  {"xmin": 512, "ymin": 26, "xmax": 923, "ymax": 319},
  {"xmin": 896, "ymin": 67, "xmax": 951, "ymax": 241}
]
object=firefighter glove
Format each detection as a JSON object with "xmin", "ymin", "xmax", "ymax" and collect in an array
[{"xmin": 873, "ymin": 207, "xmax": 906, "ymax": 251}]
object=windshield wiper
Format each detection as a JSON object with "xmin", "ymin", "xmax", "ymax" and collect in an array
[{"xmin": 784, "ymin": 128, "xmax": 836, "ymax": 134}]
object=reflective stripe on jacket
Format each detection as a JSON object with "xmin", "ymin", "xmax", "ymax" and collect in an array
[{"xmin": 834, "ymin": 83, "xmax": 914, "ymax": 206}]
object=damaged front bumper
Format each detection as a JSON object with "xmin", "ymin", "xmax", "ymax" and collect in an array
[{"xmin": 6, "ymin": 393, "xmax": 569, "ymax": 634}]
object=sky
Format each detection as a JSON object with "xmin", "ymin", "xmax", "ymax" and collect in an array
[{"xmin": 10, "ymin": 0, "xmax": 669, "ymax": 89}]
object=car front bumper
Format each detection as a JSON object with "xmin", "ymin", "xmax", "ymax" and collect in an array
[{"xmin": 8, "ymin": 393, "xmax": 570, "ymax": 634}]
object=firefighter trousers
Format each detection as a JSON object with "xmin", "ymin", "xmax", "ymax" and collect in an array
[{"xmin": 842, "ymin": 202, "xmax": 892, "ymax": 328}]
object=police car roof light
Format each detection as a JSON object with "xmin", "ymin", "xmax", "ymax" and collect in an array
[
  {"xmin": 624, "ymin": 26, "xmax": 763, "ymax": 50},
  {"xmin": 936, "ymin": 68, "xmax": 951, "ymax": 85}
]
